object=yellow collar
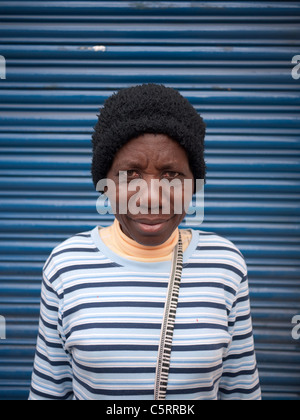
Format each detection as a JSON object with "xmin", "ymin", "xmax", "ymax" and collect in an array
[{"xmin": 99, "ymin": 219, "xmax": 191, "ymax": 263}]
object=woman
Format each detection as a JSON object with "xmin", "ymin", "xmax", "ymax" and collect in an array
[{"xmin": 29, "ymin": 84, "xmax": 261, "ymax": 400}]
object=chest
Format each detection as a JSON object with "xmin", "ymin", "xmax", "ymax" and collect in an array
[{"xmin": 62, "ymin": 271, "xmax": 232, "ymax": 362}]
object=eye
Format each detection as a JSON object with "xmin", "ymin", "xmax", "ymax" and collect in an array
[
  {"xmin": 162, "ymin": 171, "xmax": 181, "ymax": 179},
  {"xmin": 127, "ymin": 170, "xmax": 140, "ymax": 178},
  {"xmin": 121, "ymin": 170, "xmax": 141, "ymax": 179}
]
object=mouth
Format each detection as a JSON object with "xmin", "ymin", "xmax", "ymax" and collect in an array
[{"xmin": 129, "ymin": 217, "xmax": 171, "ymax": 235}]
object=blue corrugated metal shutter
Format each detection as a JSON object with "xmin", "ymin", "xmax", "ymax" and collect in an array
[{"xmin": 0, "ymin": 1, "xmax": 299, "ymax": 400}]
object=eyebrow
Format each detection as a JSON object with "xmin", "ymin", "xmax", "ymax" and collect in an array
[{"xmin": 115, "ymin": 160, "xmax": 185, "ymax": 171}]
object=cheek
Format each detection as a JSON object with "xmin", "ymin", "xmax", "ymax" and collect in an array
[
  {"xmin": 169, "ymin": 181, "xmax": 193, "ymax": 215},
  {"xmin": 106, "ymin": 179, "xmax": 130, "ymax": 214}
]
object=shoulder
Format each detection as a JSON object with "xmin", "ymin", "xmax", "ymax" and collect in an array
[
  {"xmin": 49, "ymin": 229, "xmax": 97, "ymax": 254},
  {"xmin": 189, "ymin": 228, "xmax": 248, "ymax": 279},
  {"xmin": 194, "ymin": 229, "xmax": 244, "ymax": 256},
  {"xmin": 44, "ymin": 229, "xmax": 98, "ymax": 265},
  {"xmin": 42, "ymin": 227, "xmax": 104, "ymax": 286}
]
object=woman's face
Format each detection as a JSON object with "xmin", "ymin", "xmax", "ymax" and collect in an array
[{"xmin": 106, "ymin": 133, "xmax": 194, "ymax": 246}]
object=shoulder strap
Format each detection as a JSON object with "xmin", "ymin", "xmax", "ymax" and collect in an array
[{"xmin": 154, "ymin": 232, "xmax": 183, "ymax": 400}]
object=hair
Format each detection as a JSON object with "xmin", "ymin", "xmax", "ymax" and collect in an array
[{"xmin": 91, "ymin": 84, "xmax": 206, "ymax": 189}]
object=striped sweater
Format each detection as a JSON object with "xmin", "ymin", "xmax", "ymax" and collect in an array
[{"xmin": 29, "ymin": 227, "xmax": 261, "ymax": 400}]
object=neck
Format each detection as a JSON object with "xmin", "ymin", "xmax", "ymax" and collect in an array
[
  {"xmin": 99, "ymin": 219, "xmax": 192, "ymax": 263},
  {"xmin": 114, "ymin": 219, "xmax": 179, "ymax": 261},
  {"xmin": 99, "ymin": 218, "xmax": 179, "ymax": 262}
]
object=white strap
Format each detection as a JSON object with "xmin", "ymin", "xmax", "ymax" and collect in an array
[{"xmin": 154, "ymin": 232, "xmax": 183, "ymax": 400}]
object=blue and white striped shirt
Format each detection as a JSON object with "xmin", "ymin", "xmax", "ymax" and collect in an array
[{"xmin": 29, "ymin": 227, "xmax": 261, "ymax": 400}]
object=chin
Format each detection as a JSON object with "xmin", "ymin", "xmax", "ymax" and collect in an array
[{"xmin": 122, "ymin": 215, "xmax": 181, "ymax": 247}]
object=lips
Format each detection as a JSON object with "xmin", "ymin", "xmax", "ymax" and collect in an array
[
  {"xmin": 131, "ymin": 218, "xmax": 170, "ymax": 226},
  {"xmin": 129, "ymin": 217, "xmax": 171, "ymax": 235}
]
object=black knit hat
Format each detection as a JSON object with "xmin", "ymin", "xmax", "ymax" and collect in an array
[{"xmin": 91, "ymin": 84, "xmax": 206, "ymax": 190}]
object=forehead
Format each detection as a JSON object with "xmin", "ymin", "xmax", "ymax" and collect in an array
[{"xmin": 112, "ymin": 133, "xmax": 189, "ymax": 167}]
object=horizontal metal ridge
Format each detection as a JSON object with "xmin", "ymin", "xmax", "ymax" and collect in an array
[
  {"xmin": 0, "ymin": 0, "xmax": 299, "ymax": 401},
  {"xmin": 0, "ymin": 1, "xmax": 299, "ymax": 15}
]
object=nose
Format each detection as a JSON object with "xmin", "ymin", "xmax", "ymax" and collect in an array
[
  {"xmin": 131, "ymin": 177, "xmax": 163, "ymax": 215},
  {"xmin": 131, "ymin": 177, "xmax": 181, "ymax": 216}
]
